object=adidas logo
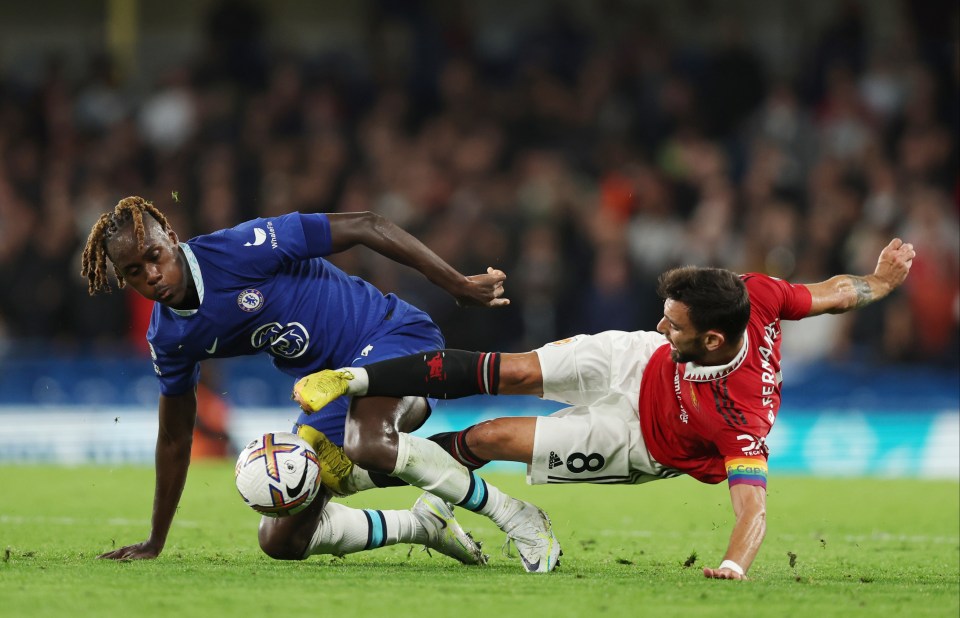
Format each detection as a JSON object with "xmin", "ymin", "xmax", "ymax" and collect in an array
[{"xmin": 548, "ymin": 452, "xmax": 563, "ymax": 469}]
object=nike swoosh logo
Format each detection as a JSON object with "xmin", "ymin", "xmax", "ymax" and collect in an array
[
  {"xmin": 426, "ymin": 510, "xmax": 448, "ymax": 530},
  {"xmin": 285, "ymin": 461, "xmax": 309, "ymax": 496},
  {"xmin": 520, "ymin": 555, "xmax": 541, "ymax": 571},
  {"xmin": 205, "ymin": 338, "xmax": 218, "ymax": 354}
]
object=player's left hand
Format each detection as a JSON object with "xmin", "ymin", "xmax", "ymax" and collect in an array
[
  {"xmin": 874, "ymin": 237, "xmax": 915, "ymax": 290},
  {"xmin": 457, "ymin": 267, "xmax": 510, "ymax": 308},
  {"xmin": 702, "ymin": 566, "xmax": 748, "ymax": 580}
]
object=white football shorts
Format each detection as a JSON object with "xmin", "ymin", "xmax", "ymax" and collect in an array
[{"xmin": 527, "ymin": 331, "xmax": 679, "ymax": 485}]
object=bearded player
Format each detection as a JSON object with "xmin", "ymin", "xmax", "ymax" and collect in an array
[{"xmin": 293, "ymin": 238, "xmax": 915, "ymax": 579}]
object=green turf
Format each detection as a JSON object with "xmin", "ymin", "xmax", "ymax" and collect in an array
[{"xmin": 1, "ymin": 464, "xmax": 957, "ymax": 618}]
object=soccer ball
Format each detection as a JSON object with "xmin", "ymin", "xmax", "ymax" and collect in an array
[{"xmin": 235, "ymin": 432, "xmax": 322, "ymax": 517}]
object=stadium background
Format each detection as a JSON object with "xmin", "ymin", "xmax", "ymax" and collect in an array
[{"xmin": 0, "ymin": 0, "xmax": 956, "ymax": 478}]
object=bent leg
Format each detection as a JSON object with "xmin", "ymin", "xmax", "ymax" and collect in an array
[
  {"xmin": 342, "ymin": 395, "xmax": 428, "ymax": 472},
  {"xmin": 464, "ymin": 417, "xmax": 537, "ymax": 463},
  {"xmin": 258, "ymin": 487, "xmax": 332, "ymax": 560},
  {"xmin": 522, "ymin": 403, "xmax": 657, "ymax": 485},
  {"xmin": 343, "ymin": 392, "xmax": 560, "ymax": 572}
]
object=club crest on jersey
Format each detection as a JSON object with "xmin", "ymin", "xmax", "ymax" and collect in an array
[
  {"xmin": 251, "ymin": 321, "xmax": 310, "ymax": 358},
  {"xmin": 237, "ymin": 289, "xmax": 264, "ymax": 312}
]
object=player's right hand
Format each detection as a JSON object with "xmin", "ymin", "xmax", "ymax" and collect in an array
[
  {"xmin": 456, "ymin": 267, "xmax": 510, "ymax": 308},
  {"xmin": 98, "ymin": 539, "xmax": 162, "ymax": 560},
  {"xmin": 292, "ymin": 370, "xmax": 353, "ymax": 413}
]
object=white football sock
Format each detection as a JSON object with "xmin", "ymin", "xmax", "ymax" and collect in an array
[
  {"xmin": 342, "ymin": 466, "xmax": 378, "ymax": 494},
  {"xmin": 303, "ymin": 501, "xmax": 426, "ymax": 558},
  {"xmin": 340, "ymin": 367, "xmax": 369, "ymax": 396},
  {"xmin": 392, "ymin": 433, "xmax": 518, "ymax": 528}
]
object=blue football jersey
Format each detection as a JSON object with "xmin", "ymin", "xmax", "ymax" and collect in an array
[{"xmin": 146, "ymin": 212, "xmax": 439, "ymax": 397}]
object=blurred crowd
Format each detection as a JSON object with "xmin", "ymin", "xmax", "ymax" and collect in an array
[{"xmin": 0, "ymin": 0, "xmax": 957, "ymax": 365}]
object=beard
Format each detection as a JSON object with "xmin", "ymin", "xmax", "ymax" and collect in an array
[{"xmin": 670, "ymin": 342, "xmax": 708, "ymax": 364}]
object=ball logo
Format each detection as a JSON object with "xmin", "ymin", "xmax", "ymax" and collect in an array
[
  {"xmin": 237, "ymin": 289, "xmax": 264, "ymax": 312},
  {"xmin": 251, "ymin": 321, "xmax": 310, "ymax": 358}
]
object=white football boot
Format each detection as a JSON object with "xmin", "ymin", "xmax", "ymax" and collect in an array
[
  {"xmin": 499, "ymin": 499, "xmax": 561, "ymax": 573},
  {"xmin": 412, "ymin": 493, "xmax": 488, "ymax": 565}
]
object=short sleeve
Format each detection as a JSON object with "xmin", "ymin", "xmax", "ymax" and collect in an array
[
  {"xmin": 741, "ymin": 273, "xmax": 812, "ymax": 322},
  {"xmin": 214, "ymin": 213, "xmax": 332, "ymax": 278},
  {"xmin": 147, "ymin": 339, "xmax": 200, "ymax": 396},
  {"xmin": 712, "ymin": 413, "xmax": 771, "ymax": 462},
  {"xmin": 146, "ymin": 309, "xmax": 201, "ymax": 397}
]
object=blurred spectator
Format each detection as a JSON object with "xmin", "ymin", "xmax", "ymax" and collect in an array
[{"xmin": 0, "ymin": 0, "xmax": 955, "ymax": 368}]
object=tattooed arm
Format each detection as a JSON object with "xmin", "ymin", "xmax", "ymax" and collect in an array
[{"xmin": 804, "ymin": 238, "xmax": 915, "ymax": 317}]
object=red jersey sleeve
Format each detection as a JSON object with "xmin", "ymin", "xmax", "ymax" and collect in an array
[
  {"xmin": 711, "ymin": 413, "xmax": 771, "ymax": 461},
  {"xmin": 741, "ymin": 273, "xmax": 812, "ymax": 321}
]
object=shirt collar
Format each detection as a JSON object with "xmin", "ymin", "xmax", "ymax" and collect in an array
[
  {"xmin": 169, "ymin": 243, "xmax": 203, "ymax": 317},
  {"xmin": 682, "ymin": 331, "xmax": 749, "ymax": 382}
]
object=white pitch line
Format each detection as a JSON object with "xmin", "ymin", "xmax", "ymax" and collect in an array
[{"xmin": 0, "ymin": 514, "xmax": 200, "ymax": 528}]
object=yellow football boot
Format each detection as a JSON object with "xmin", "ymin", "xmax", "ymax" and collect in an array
[
  {"xmin": 292, "ymin": 370, "xmax": 354, "ymax": 413},
  {"xmin": 296, "ymin": 424, "xmax": 356, "ymax": 496}
]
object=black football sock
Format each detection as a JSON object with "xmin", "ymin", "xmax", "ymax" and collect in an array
[
  {"xmin": 429, "ymin": 427, "xmax": 490, "ymax": 471},
  {"xmin": 364, "ymin": 350, "xmax": 501, "ymax": 399},
  {"xmin": 367, "ymin": 471, "xmax": 409, "ymax": 488}
]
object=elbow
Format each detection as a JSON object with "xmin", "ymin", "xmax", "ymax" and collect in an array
[
  {"xmin": 356, "ymin": 211, "xmax": 390, "ymax": 233},
  {"xmin": 355, "ymin": 211, "xmax": 394, "ymax": 243}
]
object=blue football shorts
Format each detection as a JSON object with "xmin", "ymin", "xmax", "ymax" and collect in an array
[{"xmin": 292, "ymin": 312, "xmax": 444, "ymax": 446}]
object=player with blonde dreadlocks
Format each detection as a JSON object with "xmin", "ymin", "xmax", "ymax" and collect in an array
[
  {"xmin": 81, "ymin": 196, "xmax": 173, "ymax": 296},
  {"xmin": 81, "ymin": 195, "xmax": 561, "ymax": 574}
]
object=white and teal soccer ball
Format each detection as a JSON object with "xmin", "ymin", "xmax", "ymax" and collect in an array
[{"xmin": 234, "ymin": 432, "xmax": 322, "ymax": 517}]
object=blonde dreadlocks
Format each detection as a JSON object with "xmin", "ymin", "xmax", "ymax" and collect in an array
[{"xmin": 81, "ymin": 196, "xmax": 172, "ymax": 295}]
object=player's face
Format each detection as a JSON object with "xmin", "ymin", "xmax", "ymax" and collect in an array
[
  {"xmin": 107, "ymin": 218, "xmax": 191, "ymax": 308},
  {"xmin": 657, "ymin": 299, "xmax": 709, "ymax": 364}
]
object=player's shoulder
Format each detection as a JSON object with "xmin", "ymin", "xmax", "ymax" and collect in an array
[
  {"xmin": 146, "ymin": 307, "xmax": 180, "ymax": 355},
  {"xmin": 189, "ymin": 218, "xmax": 271, "ymax": 249},
  {"xmin": 740, "ymin": 272, "xmax": 780, "ymax": 290}
]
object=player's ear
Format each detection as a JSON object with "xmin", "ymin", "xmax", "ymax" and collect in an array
[
  {"xmin": 703, "ymin": 330, "xmax": 725, "ymax": 352},
  {"xmin": 167, "ymin": 228, "xmax": 179, "ymax": 245}
]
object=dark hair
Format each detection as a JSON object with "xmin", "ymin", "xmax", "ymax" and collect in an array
[
  {"xmin": 80, "ymin": 196, "xmax": 171, "ymax": 295},
  {"xmin": 657, "ymin": 266, "xmax": 750, "ymax": 341}
]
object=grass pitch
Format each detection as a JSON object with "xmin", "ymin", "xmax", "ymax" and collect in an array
[{"xmin": 1, "ymin": 464, "xmax": 957, "ymax": 618}]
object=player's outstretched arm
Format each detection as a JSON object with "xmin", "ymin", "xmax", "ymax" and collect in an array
[
  {"xmin": 98, "ymin": 391, "xmax": 197, "ymax": 560},
  {"xmin": 804, "ymin": 238, "xmax": 915, "ymax": 317},
  {"xmin": 325, "ymin": 211, "xmax": 509, "ymax": 308},
  {"xmin": 703, "ymin": 482, "xmax": 767, "ymax": 581}
]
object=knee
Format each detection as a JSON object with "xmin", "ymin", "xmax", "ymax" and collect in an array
[
  {"xmin": 342, "ymin": 424, "xmax": 399, "ymax": 472},
  {"xmin": 258, "ymin": 522, "xmax": 307, "ymax": 561},
  {"xmin": 466, "ymin": 418, "xmax": 510, "ymax": 450},
  {"xmin": 465, "ymin": 420, "xmax": 504, "ymax": 454},
  {"xmin": 466, "ymin": 418, "xmax": 535, "ymax": 463}
]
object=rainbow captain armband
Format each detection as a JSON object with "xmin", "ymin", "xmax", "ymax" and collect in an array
[{"xmin": 725, "ymin": 457, "xmax": 768, "ymax": 489}]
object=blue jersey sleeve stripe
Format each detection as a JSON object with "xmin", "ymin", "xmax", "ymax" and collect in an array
[{"xmin": 299, "ymin": 213, "xmax": 332, "ymax": 256}]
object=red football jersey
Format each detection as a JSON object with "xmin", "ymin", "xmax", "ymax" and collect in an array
[{"xmin": 638, "ymin": 274, "xmax": 812, "ymax": 484}]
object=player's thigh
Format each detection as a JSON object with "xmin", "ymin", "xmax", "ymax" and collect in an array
[
  {"xmin": 346, "ymin": 394, "xmax": 430, "ymax": 435},
  {"xmin": 342, "ymin": 395, "xmax": 430, "ymax": 470},
  {"xmin": 536, "ymin": 330, "xmax": 664, "ymax": 402},
  {"xmin": 294, "ymin": 395, "xmax": 351, "ymax": 447},
  {"xmin": 528, "ymin": 404, "xmax": 640, "ymax": 485}
]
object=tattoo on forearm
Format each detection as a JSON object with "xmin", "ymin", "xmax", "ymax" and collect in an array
[{"xmin": 849, "ymin": 276, "xmax": 874, "ymax": 308}]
